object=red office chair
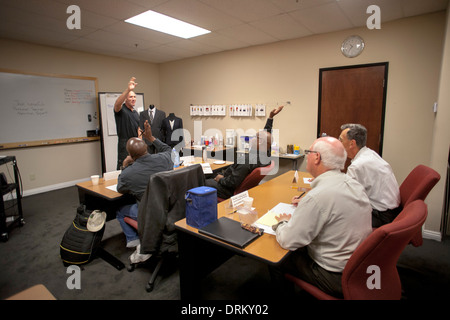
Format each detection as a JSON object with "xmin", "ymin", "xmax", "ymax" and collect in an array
[
  {"xmin": 217, "ymin": 161, "xmax": 275, "ymax": 202},
  {"xmin": 398, "ymin": 165, "xmax": 440, "ymax": 246},
  {"xmin": 285, "ymin": 200, "xmax": 428, "ymax": 300},
  {"xmin": 123, "ymin": 216, "xmax": 166, "ymax": 293}
]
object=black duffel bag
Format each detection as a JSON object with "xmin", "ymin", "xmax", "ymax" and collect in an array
[{"xmin": 60, "ymin": 206, "xmax": 106, "ymax": 266}]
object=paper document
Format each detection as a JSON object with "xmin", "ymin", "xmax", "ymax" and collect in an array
[
  {"xmin": 106, "ymin": 184, "xmax": 118, "ymax": 192},
  {"xmin": 254, "ymin": 202, "xmax": 296, "ymax": 235},
  {"xmin": 200, "ymin": 163, "xmax": 213, "ymax": 174}
]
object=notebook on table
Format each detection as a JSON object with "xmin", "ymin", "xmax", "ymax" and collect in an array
[{"xmin": 198, "ymin": 217, "xmax": 261, "ymax": 249}]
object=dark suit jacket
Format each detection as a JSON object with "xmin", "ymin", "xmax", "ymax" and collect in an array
[
  {"xmin": 140, "ymin": 108, "xmax": 166, "ymax": 153},
  {"xmin": 161, "ymin": 115, "xmax": 183, "ymax": 148},
  {"xmin": 137, "ymin": 164, "xmax": 205, "ymax": 254}
]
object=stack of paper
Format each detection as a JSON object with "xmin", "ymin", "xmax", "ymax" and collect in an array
[{"xmin": 254, "ymin": 203, "xmax": 296, "ymax": 235}]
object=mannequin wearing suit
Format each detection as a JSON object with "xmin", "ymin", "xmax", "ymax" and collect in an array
[
  {"xmin": 140, "ymin": 105, "xmax": 166, "ymax": 154},
  {"xmin": 161, "ymin": 113, "xmax": 184, "ymax": 150}
]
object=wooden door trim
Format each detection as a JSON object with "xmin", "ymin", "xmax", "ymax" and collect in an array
[{"xmin": 317, "ymin": 62, "xmax": 389, "ymax": 156}]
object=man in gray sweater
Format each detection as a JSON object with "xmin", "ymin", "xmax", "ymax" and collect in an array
[{"xmin": 116, "ymin": 120, "xmax": 173, "ymax": 248}]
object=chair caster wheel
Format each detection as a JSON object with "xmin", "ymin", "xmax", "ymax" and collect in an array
[{"xmin": 146, "ymin": 283, "xmax": 154, "ymax": 292}]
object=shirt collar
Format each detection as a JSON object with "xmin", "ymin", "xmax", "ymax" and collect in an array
[
  {"xmin": 310, "ymin": 169, "xmax": 341, "ymax": 188},
  {"xmin": 351, "ymin": 146, "xmax": 368, "ymax": 163}
]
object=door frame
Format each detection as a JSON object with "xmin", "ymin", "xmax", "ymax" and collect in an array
[{"xmin": 317, "ymin": 62, "xmax": 389, "ymax": 156}]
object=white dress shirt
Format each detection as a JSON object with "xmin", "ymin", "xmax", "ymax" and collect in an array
[
  {"xmin": 347, "ymin": 146, "xmax": 400, "ymax": 211},
  {"xmin": 276, "ymin": 170, "xmax": 372, "ymax": 272}
]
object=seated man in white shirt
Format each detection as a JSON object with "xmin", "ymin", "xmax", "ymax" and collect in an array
[
  {"xmin": 339, "ymin": 123, "xmax": 401, "ymax": 227},
  {"xmin": 271, "ymin": 136, "xmax": 372, "ymax": 298}
]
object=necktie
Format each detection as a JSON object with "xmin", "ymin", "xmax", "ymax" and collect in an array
[{"xmin": 149, "ymin": 109, "xmax": 153, "ymax": 124}]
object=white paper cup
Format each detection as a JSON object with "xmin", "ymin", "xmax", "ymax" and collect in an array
[
  {"xmin": 243, "ymin": 197, "xmax": 253, "ymax": 209},
  {"xmin": 91, "ymin": 175, "xmax": 100, "ymax": 186}
]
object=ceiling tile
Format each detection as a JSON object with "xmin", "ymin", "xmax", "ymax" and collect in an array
[
  {"xmin": 56, "ymin": 0, "xmax": 146, "ymax": 20},
  {"xmin": 402, "ymin": 0, "xmax": 450, "ymax": 17},
  {"xmin": 106, "ymin": 21, "xmax": 180, "ymax": 45},
  {"xmin": 268, "ymin": 0, "xmax": 336, "ymax": 12},
  {"xmin": 250, "ymin": 13, "xmax": 312, "ymax": 40},
  {"xmin": 200, "ymin": 0, "xmax": 283, "ymax": 22},
  {"xmin": 289, "ymin": 2, "xmax": 354, "ymax": 34},
  {"xmin": 217, "ymin": 24, "xmax": 277, "ymax": 46},
  {"xmin": 153, "ymin": 0, "xmax": 242, "ymax": 30},
  {"xmin": 192, "ymin": 32, "xmax": 248, "ymax": 51},
  {"xmin": 337, "ymin": 0, "xmax": 403, "ymax": 27}
]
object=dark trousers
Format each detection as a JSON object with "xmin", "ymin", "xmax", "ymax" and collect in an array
[
  {"xmin": 372, "ymin": 206, "xmax": 402, "ymax": 228},
  {"xmin": 269, "ymin": 247, "xmax": 343, "ymax": 299},
  {"xmin": 205, "ymin": 178, "xmax": 233, "ymax": 199}
]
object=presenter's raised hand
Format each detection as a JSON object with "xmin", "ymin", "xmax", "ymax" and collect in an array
[{"xmin": 128, "ymin": 77, "xmax": 138, "ymax": 91}]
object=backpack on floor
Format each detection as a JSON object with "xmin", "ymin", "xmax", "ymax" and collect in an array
[{"xmin": 60, "ymin": 206, "xmax": 105, "ymax": 266}]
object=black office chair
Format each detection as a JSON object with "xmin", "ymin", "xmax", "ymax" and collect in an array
[{"xmin": 125, "ymin": 164, "xmax": 205, "ymax": 292}]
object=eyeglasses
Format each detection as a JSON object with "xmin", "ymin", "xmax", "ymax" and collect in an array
[{"xmin": 304, "ymin": 149, "xmax": 319, "ymax": 155}]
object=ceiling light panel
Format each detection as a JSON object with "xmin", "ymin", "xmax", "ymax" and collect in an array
[{"xmin": 125, "ymin": 10, "xmax": 211, "ymax": 39}]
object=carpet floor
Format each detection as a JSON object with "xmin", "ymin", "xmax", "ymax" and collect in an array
[{"xmin": 1, "ymin": 186, "xmax": 449, "ymax": 301}]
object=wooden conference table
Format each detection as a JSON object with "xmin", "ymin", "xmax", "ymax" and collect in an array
[
  {"xmin": 75, "ymin": 158, "xmax": 233, "ymax": 269},
  {"xmin": 174, "ymin": 170, "xmax": 313, "ymax": 299},
  {"xmin": 76, "ymin": 157, "xmax": 233, "ymax": 206}
]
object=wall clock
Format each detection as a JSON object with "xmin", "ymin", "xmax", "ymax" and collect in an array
[{"xmin": 341, "ymin": 35, "xmax": 365, "ymax": 58}]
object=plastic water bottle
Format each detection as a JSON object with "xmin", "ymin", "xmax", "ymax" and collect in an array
[
  {"xmin": 202, "ymin": 146, "xmax": 207, "ymax": 163},
  {"xmin": 172, "ymin": 148, "xmax": 180, "ymax": 168}
]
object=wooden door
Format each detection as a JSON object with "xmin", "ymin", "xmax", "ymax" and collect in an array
[{"xmin": 318, "ymin": 63, "xmax": 388, "ymax": 158}]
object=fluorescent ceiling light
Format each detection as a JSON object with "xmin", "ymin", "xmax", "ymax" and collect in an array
[{"xmin": 125, "ymin": 10, "xmax": 211, "ymax": 39}]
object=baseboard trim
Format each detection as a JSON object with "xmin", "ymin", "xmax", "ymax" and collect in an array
[
  {"xmin": 423, "ymin": 229, "xmax": 442, "ymax": 242},
  {"xmin": 3, "ymin": 178, "xmax": 88, "ymax": 200}
]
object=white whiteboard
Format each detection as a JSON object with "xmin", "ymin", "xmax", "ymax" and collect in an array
[
  {"xmin": 0, "ymin": 70, "xmax": 99, "ymax": 149},
  {"xmin": 98, "ymin": 92, "xmax": 144, "ymax": 173}
]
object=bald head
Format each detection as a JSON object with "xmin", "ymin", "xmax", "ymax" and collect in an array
[
  {"xmin": 306, "ymin": 137, "xmax": 347, "ymax": 177},
  {"xmin": 312, "ymin": 137, "xmax": 347, "ymax": 170},
  {"xmin": 126, "ymin": 137, "xmax": 147, "ymax": 160}
]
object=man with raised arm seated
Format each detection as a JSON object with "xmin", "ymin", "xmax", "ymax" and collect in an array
[
  {"xmin": 205, "ymin": 106, "xmax": 283, "ymax": 199},
  {"xmin": 116, "ymin": 120, "xmax": 173, "ymax": 249}
]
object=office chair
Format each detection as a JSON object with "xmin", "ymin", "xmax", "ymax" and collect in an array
[
  {"xmin": 398, "ymin": 164, "xmax": 440, "ymax": 246},
  {"xmin": 124, "ymin": 164, "xmax": 205, "ymax": 292},
  {"xmin": 124, "ymin": 214, "xmax": 171, "ymax": 292},
  {"xmin": 217, "ymin": 160, "xmax": 275, "ymax": 202},
  {"xmin": 285, "ymin": 200, "xmax": 428, "ymax": 300}
]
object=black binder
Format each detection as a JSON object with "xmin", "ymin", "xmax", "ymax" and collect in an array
[{"xmin": 198, "ymin": 217, "xmax": 261, "ymax": 248}]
